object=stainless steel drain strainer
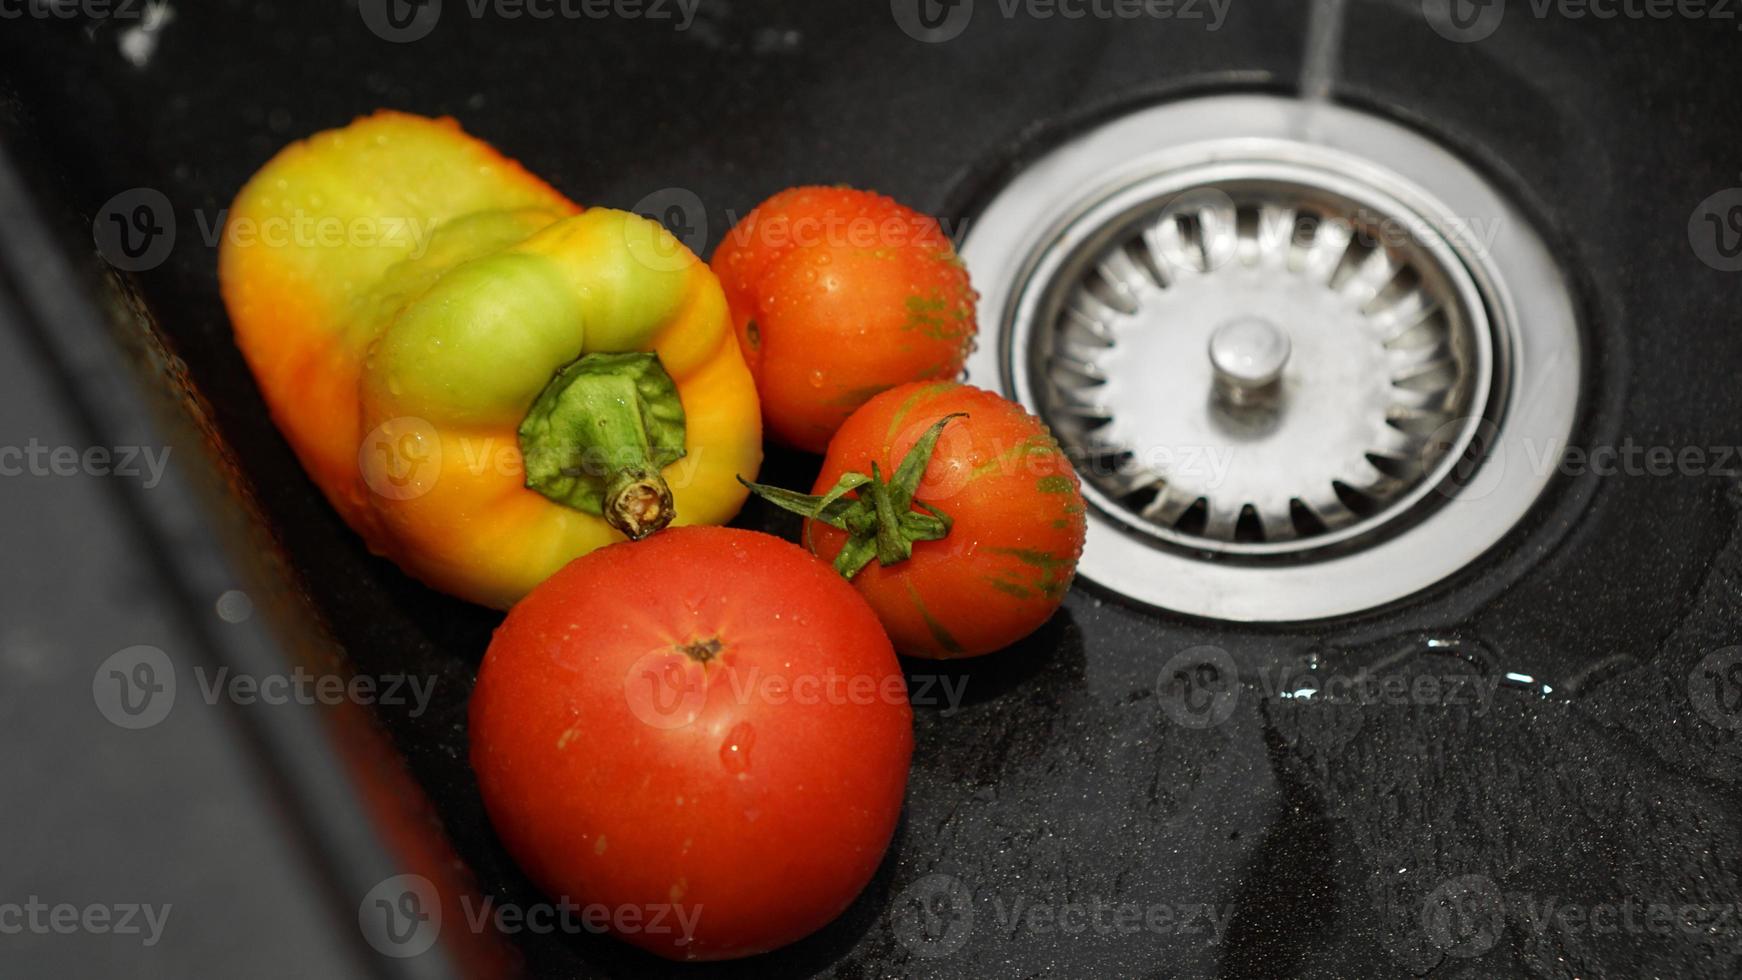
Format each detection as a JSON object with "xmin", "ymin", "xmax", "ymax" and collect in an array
[
  {"xmin": 963, "ymin": 95, "xmax": 1581, "ymax": 621},
  {"xmin": 1038, "ymin": 167, "xmax": 1493, "ymax": 554}
]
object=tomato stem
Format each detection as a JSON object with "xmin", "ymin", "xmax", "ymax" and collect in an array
[
  {"xmin": 680, "ymin": 638, "xmax": 722, "ymax": 663},
  {"xmin": 739, "ymin": 414, "xmax": 964, "ymax": 579},
  {"xmin": 518, "ymin": 352, "xmax": 687, "ymax": 539}
]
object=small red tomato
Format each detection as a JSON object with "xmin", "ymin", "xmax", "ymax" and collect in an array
[
  {"xmin": 748, "ymin": 383, "xmax": 1087, "ymax": 658},
  {"xmin": 711, "ymin": 186, "xmax": 978, "ymax": 453},
  {"xmin": 468, "ymin": 527, "xmax": 912, "ymax": 961}
]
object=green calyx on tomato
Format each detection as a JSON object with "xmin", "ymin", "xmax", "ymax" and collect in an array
[
  {"xmin": 518, "ymin": 351, "xmax": 687, "ymax": 540},
  {"xmin": 740, "ymin": 414, "xmax": 964, "ymax": 579}
]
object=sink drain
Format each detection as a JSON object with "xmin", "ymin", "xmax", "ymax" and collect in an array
[
  {"xmin": 1036, "ymin": 166, "xmax": 1494, "ymax": 555},
  {"xmin": 963, "ymin": 95, "xmax": 1581, "ymax": 621}
]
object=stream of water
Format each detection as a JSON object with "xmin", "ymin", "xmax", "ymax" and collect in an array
[{"xmin": 1300, "ymin": 0, "xmax": 1349, "ymax": 102}]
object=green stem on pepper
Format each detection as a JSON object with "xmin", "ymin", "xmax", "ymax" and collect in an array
[{"xmin": 518, "ymin": 351, "xmax": 687, "ymax": 540}]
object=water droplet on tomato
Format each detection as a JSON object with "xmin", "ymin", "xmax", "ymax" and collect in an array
[
  {"xmin": 720, "ymin": 721, "xmax": 755, "ymax": 775},
  {"xmin": 808, "ymin": 369, "xmax": 825, "ymax": 388}
]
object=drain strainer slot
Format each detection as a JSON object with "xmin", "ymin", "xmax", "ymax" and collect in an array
[{"xmin": 964, "ymin": 95, "xmax": 1579, "ymax": 621}]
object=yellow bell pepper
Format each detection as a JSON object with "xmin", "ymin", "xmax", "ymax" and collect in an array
[{"xmin": 220, "ymin": 111, "xmax": 761, "ymax": 608}]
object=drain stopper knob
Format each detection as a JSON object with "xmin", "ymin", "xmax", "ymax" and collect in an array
[{"xmin": 1209, "ymin": 316, "xmax": 1291, "ymax": 407}]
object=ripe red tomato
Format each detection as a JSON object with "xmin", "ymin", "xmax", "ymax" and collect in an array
[
  {"xmin": 468, "ymin": 527, "xmax": 912, "ymax": 961},
  {"xmin": 804, "ymin": 383, "xmax": 1087, "ymax": 658},
  {"xmin": 711, "ymin": 186, "xmax": 978, "ymax": 453}
]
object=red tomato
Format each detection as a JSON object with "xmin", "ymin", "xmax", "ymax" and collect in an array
[
  {"xmin": 711, "ymin": 186, "xmax": 978, "ymax": 453},
  {"xmin": 468, "ymin": 527, "xmax": 912, "ymax": 961},
  {"xmin": 804, "ymin": 383, "xmax": 1087, "ymax": 658}
]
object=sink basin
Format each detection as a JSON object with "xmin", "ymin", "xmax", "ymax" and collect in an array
[{"xmin": 1, "ymin": 2, "xmax": 1739, "ymax": 976}]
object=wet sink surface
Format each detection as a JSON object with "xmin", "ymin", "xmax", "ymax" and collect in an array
[{"xmin": 2, "ymin": 1, "xmax": 1740, "ymax": 976}]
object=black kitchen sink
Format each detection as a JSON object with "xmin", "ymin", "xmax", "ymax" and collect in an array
[{"xmin": 1, "ymin": 1, "xmax": 1739, "ymax": 977}]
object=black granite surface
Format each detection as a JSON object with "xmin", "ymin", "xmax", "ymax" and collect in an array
[{"xmin": 1, "ymin": 0, "xmax": 1739, "ymax": 976}]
